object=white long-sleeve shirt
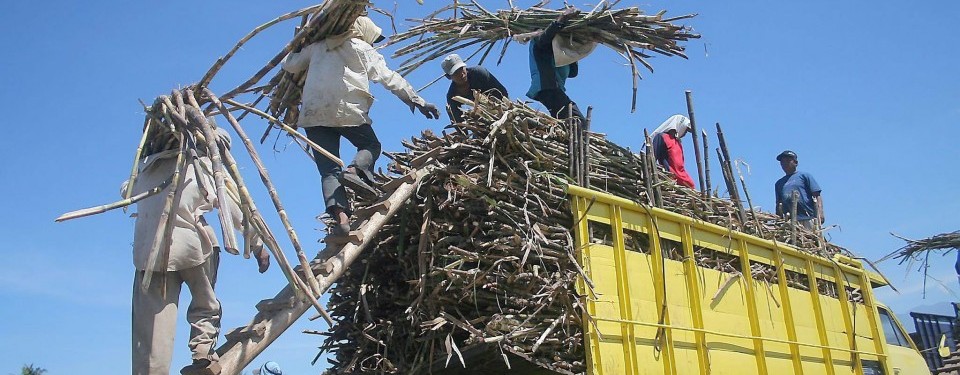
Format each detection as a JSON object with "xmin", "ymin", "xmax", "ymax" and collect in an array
[
  {"xmin": 281, "ymin": 38, "xmax": 426, "ymax": 128},
  {"xmin": 125, "ymin": 151, "xmax": 247, "ymax": 272}
]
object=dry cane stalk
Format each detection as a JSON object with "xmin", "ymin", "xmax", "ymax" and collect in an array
[
  {"xmin": 187, "ymin": 106, "xmax": 240, "ymax": 254},
  {"xmin": 684, "ymin": 90, "xmax": 705, "ymax": 195},
  {"xmin": 224, "ymin": 98, "xmax": 344, "ymax": 167},
  {"xmin": 56, "ymin": 177, "xmax": 172, "ymax": 222},
  {"xmin": 142, "ymin": 137, "xmax": 189, "ymax": 296},
  {"xmin": 203, "ymin": 89, "xmax": 324, "ymax": 297},
  {"xmin": 123, "ymin": 117, "xmax": 154, "ymax": 210}
]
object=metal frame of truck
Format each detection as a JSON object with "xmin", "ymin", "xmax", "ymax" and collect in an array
[{"xmin": 568, "ymin": 185, "xmax": 928, "ymax": 375}]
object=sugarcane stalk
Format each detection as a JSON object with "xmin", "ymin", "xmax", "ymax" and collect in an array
[
  {"xmin": 198, "ymin": 4, "xmax": 326, "ymax": 88},
  {"xmin": 56, "ymin": 177, "xmax": 172, "ymax": 222},
  {"xmin": 123, "ymin": 117, "xmax": 154, "ymax": 211},
  {"xmin": 187, "ymin": 106, "xmax": 240, "ymax": 254},
  {"xmin": 142, "ymin": 138, "xmax": 189, "ymax": 296},
  {"xmin": 684, "ymin": 90, "xmax": 705, "ymax": 195},
  {"xmin": 203, "ymin": 89, "xmax": 323, "ymax": 298},
  {"xmin": 701, "ymin": 129, "xmax": 712, "ymax": 197},
  {"xmin": 224, "ymin": 98, "xmax": 344, "ymax": 167},
  {"xmin": 583, "ymin": 106, "xmax": 592, "ymax": 188},
  {"xmin": 715, "ymin": 123, "xmax": 746, "ymax": 224},
  {"xmin": 790, "ymin": 190, "xmax": 799, "ymax": 245}
]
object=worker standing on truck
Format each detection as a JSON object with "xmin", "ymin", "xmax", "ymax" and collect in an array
[
  {"xmin": 650, "ymin": 114, "xmax": 695, "ymax": 189},
  {"xmin": 128, "ymin": 127, "xmax": 271, "ymax": 375},
  {"xmin": 441, "ymin": 53, "xmax": 509, "ymax": 123},
  {"xmin": 774, "ymin": 150, "xmax": 824, "ymax": 230},
  {"xmin": 281, "ymin": 16, "xmax": 440, "ymax": 236},
  {"xmin": 525, "ymin": 7, "xmax": 593, "ymax": 124}
]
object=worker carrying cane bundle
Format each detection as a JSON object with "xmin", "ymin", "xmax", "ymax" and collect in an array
[{"xmin": 281, "ymin": 16, "xmax": 440, "ymax": 236}]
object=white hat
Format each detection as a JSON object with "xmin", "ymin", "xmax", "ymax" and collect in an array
[
  {"xmin": 441, "ymin": 54, "xmax": 467, "ymax": 76},
  {"xmin": 353, "ymin": 16, "xmax": 383, "ymax": 45},
  {"xmin": 552, "ymin": 35, "xmax": 597, "ymax": 67}
]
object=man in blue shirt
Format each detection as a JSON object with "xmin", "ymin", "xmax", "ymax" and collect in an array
[
  {"xmin": 774, "ymin": 150, "xmax": 824, "ymax": 230},
  {"xmin": 526, "ymin": 7, "xmax": 585, "ymax": 125}
]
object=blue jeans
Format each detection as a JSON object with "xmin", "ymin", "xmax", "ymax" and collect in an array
[{"xmin": 305, "ymin": 124, "xmax": 381, "ymax": 215}]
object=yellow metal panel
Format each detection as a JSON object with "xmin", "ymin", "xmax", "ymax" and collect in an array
[{"xmin": 567, "ymin": 186, "xmax": 895, "ymax": 375}]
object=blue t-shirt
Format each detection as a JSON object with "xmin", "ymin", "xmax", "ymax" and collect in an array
[{"xmin": 774, "ymin": 171, "xmax": 821, "ymax": 220}]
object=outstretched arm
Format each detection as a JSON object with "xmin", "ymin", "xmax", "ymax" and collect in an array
[
  {"xmin": 363, "ymin": 47, "xmax": 439, "ymax": 119},
  {"xmin": 536, "ymin": 7, "xmax": 581, "ymax": 49}
]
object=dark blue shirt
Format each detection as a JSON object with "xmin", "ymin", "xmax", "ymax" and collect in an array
[
  {"xmin": 445, "ymin": 66, "xmax": 508, "ymax": 122},
  {"xmin": 775, "ymin": 171, "xmax": 821, "ymax": 220}
]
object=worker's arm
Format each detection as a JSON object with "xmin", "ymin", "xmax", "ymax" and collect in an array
[
  {"xmin": 536, "ymin": 8, "xmax": 580, "ymax": 49},
  {"xmin": 775, "ymin": 184, "xmax": 783, "ymax": 217},
  {"xmin": 813, "ymin": 192, "xmax": 825, "ymax": 224},
  {"xmin": 280, "ymin": 44, "xmax": 312, "ymax": 74},
  {"xmin": 805, "ymin": 173, "xmax": 824, "ymax": 223},
  {"xmin": 362, "ymin": 46, "xmax": 439, "ymax": 119}
]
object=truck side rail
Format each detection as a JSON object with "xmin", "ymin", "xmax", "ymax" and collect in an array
[{"xmin": 567, "ymin": 185, "xmax": 891, "ymax": 375}]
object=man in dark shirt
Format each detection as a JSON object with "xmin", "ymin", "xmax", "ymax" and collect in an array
[
  {"xmin": 774, "ymin": 150, "xmax": 824, "ymax": 230},
  {"xmin": 526, "ymin": 7, "xmax": 585, "ymax": 124},
  {"xmin": 441, "ymin": 53, "xmax": 508, "ymax": 123}
]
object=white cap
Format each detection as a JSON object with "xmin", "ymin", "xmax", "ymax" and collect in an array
[
  {"xmin": 441, "ymin": 54, "xmax": 467, "ymax": 76},
  {"xmin": 552, "ymin": 35, "xmax": 597, "ymax": 67}
]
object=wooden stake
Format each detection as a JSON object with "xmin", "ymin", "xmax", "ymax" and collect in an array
[
  {"xmin": 701, "ymin": 129, "xmax": 711, "ymax": 198},
  {"xmin": 715, "ymin": 123, "xmax": 746, "ymax": 224},
  {"xmin": 684, "ymin": 90, "xmax": 706, "ymax": 195}
]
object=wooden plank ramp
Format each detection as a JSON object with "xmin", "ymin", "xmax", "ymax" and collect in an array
[{"xmin": 215, "ymin": 167, "xmax": 432, "ymax": 375}]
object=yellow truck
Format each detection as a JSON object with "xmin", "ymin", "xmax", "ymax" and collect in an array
[{"xmin": 567, "ymin": 185, "xmax": 929, "ymax": 375}]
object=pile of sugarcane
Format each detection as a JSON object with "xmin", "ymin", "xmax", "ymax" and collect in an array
[
  {"xmin": 317, "ymin": 95, "xmax": 845, "ymax": 374},
  {"xmin": 388, "ymin": 1, "xmax": 699, "ymax": 110}
]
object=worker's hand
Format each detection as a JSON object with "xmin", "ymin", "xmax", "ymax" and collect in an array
[
  {"xmin": 254, "ymin": 246, "xmax": 270, "ymax": 273},
  {"xmin": 558, "ymin": 7, "xmax": 580, "ymax": 23},
  {"xmin": 417, "ymin": 103, "xmax": 440, "ymax": 120}
]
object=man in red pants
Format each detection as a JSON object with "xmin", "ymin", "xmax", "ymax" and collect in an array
[{"xmin": 650, "ymin": 114, "xmax": 695, "ymax": 189}]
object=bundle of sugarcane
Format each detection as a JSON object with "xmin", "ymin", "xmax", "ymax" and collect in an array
[
  {"xmin": 316, "ymin": 94, "xmax": 845, "ymax": 374},
  {"xmin": 257, "ymin": 0, "xmax": 371, "ymax": 126},
  {"xmin": 884, "ymin": 230, "xmax": 960, "ymax": 263},
  {"xmin": 388, "ymin": 1, "xmax": 699, "ymax": 110},
  {"xmin": 56, "ymin": 86, "xmax": 340, "ymax": 322}
]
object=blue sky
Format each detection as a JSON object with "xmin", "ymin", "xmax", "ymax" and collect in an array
[{"xmin": 1, "ymin": 1, "xmax": 958, "ymax": 374}]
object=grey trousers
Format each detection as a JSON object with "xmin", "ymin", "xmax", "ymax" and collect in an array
[
  {"xmin": 305, "ymin": 124, "xmax": 381, "ymax": 215},
  {"xmin": 132, "ymin": 252, "xmax": 221, "ymax": 375}
]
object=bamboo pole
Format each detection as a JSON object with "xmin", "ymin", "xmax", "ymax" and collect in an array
[
  {"xmin": 684, "ymin": 90, "xmax": 705, "ymax": 195},
  {"xmin": 203, "ymin": 89, "xmax": 323, "ymax": 298}
]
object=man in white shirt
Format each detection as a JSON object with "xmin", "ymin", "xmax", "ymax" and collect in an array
[
  {"xmin": 282, "ymin": 16, "xmax": 439, "ymax": 235},
  {"xmin": 129, "ymin": 127, "xmax": 269, "ymax": 375}
]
